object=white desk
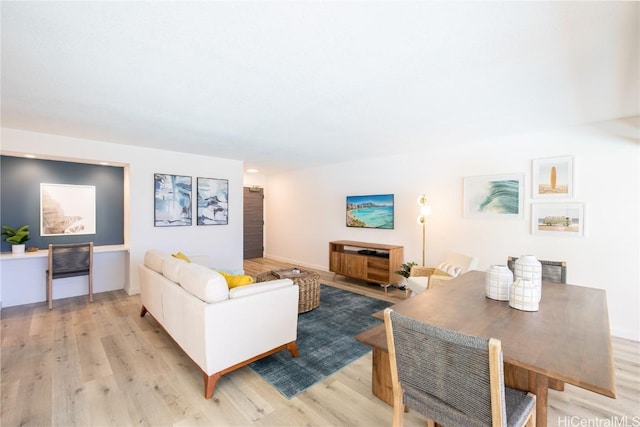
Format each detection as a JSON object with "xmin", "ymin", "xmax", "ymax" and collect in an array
[{"xmin": 0, "ymin": 245, "xmax": 129, "ymax": 308}]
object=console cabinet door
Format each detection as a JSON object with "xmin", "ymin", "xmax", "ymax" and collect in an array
[
  {"xmin": 344, "ymin": 254, "xmax": 367, "ymax": 279},
  {"xmin": 329, "ymin": 251, "xmax": 342, "ymax": 273}
]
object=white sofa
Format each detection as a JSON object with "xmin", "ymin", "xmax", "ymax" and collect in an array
[{"xmin": 138, "ymin": 250, "xmax": 299, "ymax": 399}]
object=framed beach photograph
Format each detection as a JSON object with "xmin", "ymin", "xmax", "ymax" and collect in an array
[
  {"xmin": 154, "ymin": 173, "xmax": 192, "ymax": 227},
  {"xmin": 40, "ymin": 183, "xmax": 96, "ymax": 236},
  {"xmin": 531, "ymin": 203, "xmax": 584, "ymax": 237},
  {"xmin": 346, "ymin": 194, "xmax": 394, "ymax": 229},
  {"xmin": 532, "ymin": 155, "xmax": 574, "ymax": 199},
  {"xmin": 463, "ymin": 174, "xmax": 524, "ymax": 218},
  {"xmin": 197, "ymin": 177, "xmax": 229, "ymax": 225}
]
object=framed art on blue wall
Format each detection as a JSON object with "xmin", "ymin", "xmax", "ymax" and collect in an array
[
  {"xmin": 40, "ymin": 183, "xmax": 96, "ymax": 235},
  {"xmin": 154, "ymin": 173, "xmax": 192, "ymax": 226},
  {"xmin": 197, "ymin": 177, "xmax": 229, "ymax": 225}
]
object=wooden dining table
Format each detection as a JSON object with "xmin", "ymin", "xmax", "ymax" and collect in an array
[{"xmin": 356, "ymin": 270, "xmax": 617, "ymax": 427}]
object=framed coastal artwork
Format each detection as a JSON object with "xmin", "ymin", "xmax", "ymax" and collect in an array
[
  {"xmin": 197, "ymin": 177, "xmax": 229, "ymax": 225},
  {"xmin": 346, "ymin": 194, "xmax": 394, "ymax": 229},
  {"xmin": 463, "ymin": 174, "xmax": 524, "ymax": 218},
  {"xmin": 532, "ymin": 156, "xmax": 574, "ymax": 199},
  {"xmin": 531, "ymin": 202, "xmax": 584, "ymax": 237},
  {"xmin": 40, "ymin": 183, "xmax": 96, "ymax": 236},
  {"xmin": 154, "ymin": 173, "xmax": 192, "ymax": 227}
]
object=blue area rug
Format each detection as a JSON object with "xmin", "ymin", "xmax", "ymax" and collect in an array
[{"xmin": 249, "ymin": 284, "xmax": 391, "ymax": 399}]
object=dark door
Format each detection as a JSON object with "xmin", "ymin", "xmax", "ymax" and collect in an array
[{"xmin": 243, "ymin": 187, "xmax": 264, "ymax": 259}]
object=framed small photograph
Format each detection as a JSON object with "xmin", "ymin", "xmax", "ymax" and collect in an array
[
  {"xmin": 154, "ymin": 173, "xmax": 192, "ymax": 227},
  {"xmin": 531, "ymin": 203, "xmax": 584, "ymax": 237},
  {"xmin": 197, "ymin": 177, "xmax": 229, "ymax": 225},
  {"xmin": 463, "ymin": 174, "xmax": 524, "ymax": 218},
  {"xmin": 532, "ymin": 156, "xmax": 574, "ymax": 199}
]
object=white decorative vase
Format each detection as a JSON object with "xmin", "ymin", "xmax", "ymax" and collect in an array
[
  {"xmin": 485, "ymin": 265, "xmax": 513, "ymax": 301},
  {"xmin": 509, "ymin": 278, "xmax": 539, "ymax": 311},
  {"xmin": 514, "ymin": 255, "xmax": 542, "ymax": 301},
  {"xmin": 11, "ymin": 244, "xmax": 25, "ymax": 254}
]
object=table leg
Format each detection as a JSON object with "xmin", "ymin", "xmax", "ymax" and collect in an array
[
  {"xmin": 529, "ymin": 371, "xmax": 549, "ymax": 427},
  {"xmin": 371, "ymin": 347, "xmax": 408, "ymax": 412},
  {"xmin": 504, "ymin": 363, "xmax": 549, "ymax": 427}
]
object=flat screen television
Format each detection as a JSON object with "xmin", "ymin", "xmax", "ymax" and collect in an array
[{"xmin": 346, "ymin": 194, "xmax": 394, "ymax": 229}]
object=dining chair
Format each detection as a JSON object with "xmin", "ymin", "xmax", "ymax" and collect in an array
[
  {"xmin": 507, "ymin": 256, "xmax": 567, "ymax": 284},
  {"xmin": 383, "ymin": 308, "xmax": 536, "ymax": 427},
  {"xmin": 46, "ymin": 242, "xmax": 94, "ymax": 309}
]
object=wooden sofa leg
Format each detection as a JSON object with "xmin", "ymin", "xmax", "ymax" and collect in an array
[
  {"xmin": 287, "ymin": 341, "xmax": 299, "ymax": 358},
  {"xmin": 140, "ymin": 305, "xmax": 148, "ymax": 317},
  {"xmin": 204, "ymin": 372, "xmax": 221, "ymax": 399}
]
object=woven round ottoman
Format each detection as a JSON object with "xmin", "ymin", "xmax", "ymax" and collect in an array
[{"xmin": 256, "ymin": 269, "xmax": 321, "ymax": 313}]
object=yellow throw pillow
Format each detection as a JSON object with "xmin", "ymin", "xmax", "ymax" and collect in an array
[
  {"xmin": 218, "ymin": 271, "xmax": 254, "ymax": 289},
  {"xmin": 172, "ymin": 252, "xmax": 191, "ymax": 263}
]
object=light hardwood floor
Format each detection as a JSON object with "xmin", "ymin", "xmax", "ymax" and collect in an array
[{"xmin": 1, "ymin": 258, "xmax": 638, "ymax": 427}]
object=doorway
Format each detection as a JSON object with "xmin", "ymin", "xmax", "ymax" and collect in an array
[{"xmin": 243, "ymin": 187, "xmax": 264, "ymax": 259}]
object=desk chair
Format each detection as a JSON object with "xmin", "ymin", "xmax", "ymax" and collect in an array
[
  {"xmin": 46, "ymin": 242, "xmax": 94, "ymax": 309},
  {"xmin": 384, "ymin": 308, "xmax": 536, "ymax": 427},
  {"xmin": 507, "ymin": 257, "xmax": 567, "ymax": 284}
]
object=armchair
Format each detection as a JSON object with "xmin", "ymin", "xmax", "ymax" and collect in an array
[{"xmin": 405, "ymin": 252, "xmax": 479, "ymax": 296}]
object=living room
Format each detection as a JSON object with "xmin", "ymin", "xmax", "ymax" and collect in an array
[{"xmin": 1, "ymin": 2, "xmax": 638, "ymax": 426}]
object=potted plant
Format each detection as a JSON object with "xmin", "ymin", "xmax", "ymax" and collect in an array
[
  {"xmin": 2, "ymin": 224, "xmax": 30, "ymax": 254},
  {"xmin": 395, "ymin": 261, "xmax": 417, "ymax": 290}
]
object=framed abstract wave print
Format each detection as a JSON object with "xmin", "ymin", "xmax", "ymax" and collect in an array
[{"xmin": 463, "ymin": 174, "xmax": 524, "ymax": 218}]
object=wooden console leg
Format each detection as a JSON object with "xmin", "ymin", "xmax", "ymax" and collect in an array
[
  {"xmin": 204, "ymin": 372, "xmax": 221, "ymax": 399},
  {"xmin": 287, "ymin": 341, "xmax": 299, "ymax": 358},
  {"xmin": 140, "ymin": 305, "xmax": 148, "ymax": 317}
]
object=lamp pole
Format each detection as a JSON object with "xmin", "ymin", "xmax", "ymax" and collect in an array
[{"xmin": 417, "ymin": 194, "xmax": 431, "ymax": 266}]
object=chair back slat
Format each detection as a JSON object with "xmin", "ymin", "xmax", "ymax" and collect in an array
[
  {"xmin": 49, "ymin": 243, "xmax": 92, "ymax": 277},
  {"xmin": 507, "ymin": 256, "xmax": 567, "ymax": 284},
  {"xmin": 389, "ymin": 310, "xmax": 503, "ymax": 426}
]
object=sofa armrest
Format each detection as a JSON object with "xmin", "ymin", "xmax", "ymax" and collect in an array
[{"xmin": 229, "ymin": 279, "xmax": 293, "ymax": 299}]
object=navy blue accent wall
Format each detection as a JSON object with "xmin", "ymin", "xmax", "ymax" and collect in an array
[{"xmin": 0, "ymin": 156, "xmax": 125, "ymax": 252}]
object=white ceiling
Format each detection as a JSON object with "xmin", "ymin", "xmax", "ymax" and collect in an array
[{"xmin": 2, "ymin": 1, "xmax": 638, "ymax": 175}]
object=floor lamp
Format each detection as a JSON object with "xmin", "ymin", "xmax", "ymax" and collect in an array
[{"xmin": 417, "ymin": 194, "xmax": 431, "ymax": 266}]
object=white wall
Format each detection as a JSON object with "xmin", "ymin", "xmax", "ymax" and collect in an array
[
  {"xmin": 264, "ymin": 118, "xmax": 640, "ymax": 341},
  {"xmin": 0, "ymin": 128, "xmax": 244, "ymax": 297}
]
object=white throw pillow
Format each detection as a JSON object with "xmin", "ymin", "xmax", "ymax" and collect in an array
[
  {"xmin": 179, "ymin": 263, "xmax": 229, "ymax": 303},
  {"xmin": 437, "ymin": 262, "xmax": 462, "ymax": 278}
]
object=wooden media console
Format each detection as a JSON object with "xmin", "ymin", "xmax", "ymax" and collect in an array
[{"xmin": 329, "ymin": 240, "xmax": 404, "ymax": 291}]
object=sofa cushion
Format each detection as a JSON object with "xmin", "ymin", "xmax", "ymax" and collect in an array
[
  {"xmin": 145, "ymin": 250, "xmax": 166, "ymax": 274},
  {"xmin": 163, "ymin": 256, "xmax": 186, "ymax": 283},
  {"xmin": 179, "ymin": 263, "xmax": 229, "ymax": 303},
  {"xmin": 172, "ymin": 251, "xmax": 191, "ymax": 263}
]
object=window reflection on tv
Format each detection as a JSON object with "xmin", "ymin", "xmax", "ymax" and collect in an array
[{"xmin": 346, "ymin": 194, "xmax": 394, "ymax": 229}]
